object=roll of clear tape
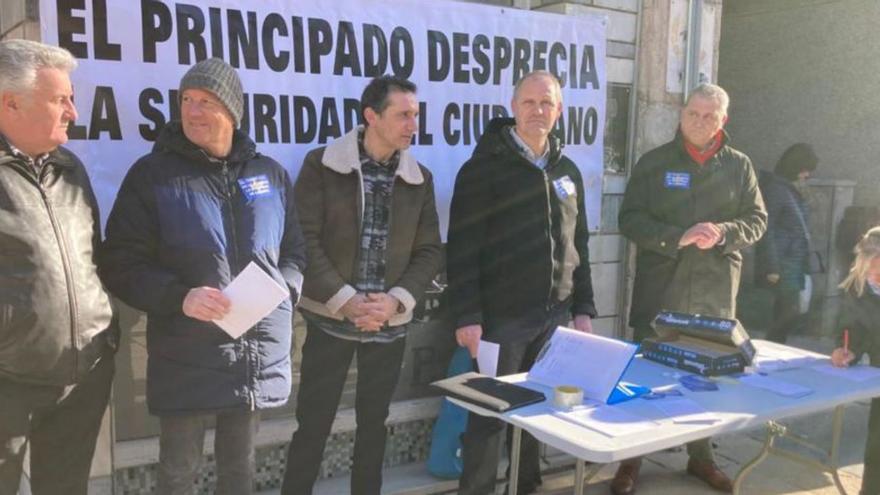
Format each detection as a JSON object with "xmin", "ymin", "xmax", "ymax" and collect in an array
[{"xmin": 553, "ymin": 385, "xmax": 584, "ymax": 409}]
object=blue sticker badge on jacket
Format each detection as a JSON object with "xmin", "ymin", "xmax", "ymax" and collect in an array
[
  {"xmin": 552, "ymin": 176, "xmax": 577, "ymax": 200},
  {"xmin": 238, "ymin": 175, "xmax": 272, "ymax": 201},
  {"xmin": 664, "ymin": 172, "xmax": 691, "ymax": 189}
]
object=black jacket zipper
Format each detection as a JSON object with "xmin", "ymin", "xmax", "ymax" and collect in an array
[{"xmin": 36, "ymin": 162, "xmax": 80, "ymax": 381}]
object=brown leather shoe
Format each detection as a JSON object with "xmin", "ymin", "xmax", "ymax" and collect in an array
[
  {"xmin": 610, "ymin": 458, "xmax": 641, "ymax": 495},
  {"xmin": 686, "ymin": 458, "xmax": 733, "ymax": 492}
]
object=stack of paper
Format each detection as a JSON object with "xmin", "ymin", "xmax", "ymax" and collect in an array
[
  {"xmin": 737, "ymin": 373, "xmax": 813, "ymax": 398},
  {"xmin": 811, "ymin": 363, "xmax": 880, "ymax": 382},
  {"xmin": 528, "ymin": 327, "xmax": 640, "ymax": 404},
  {"xmin": 554, "ymin": 404, "xmax": 659, "ymax": 437},
  {"xmin": 751, "ymin": 341, "xmax": 825, "ymax": 372}
]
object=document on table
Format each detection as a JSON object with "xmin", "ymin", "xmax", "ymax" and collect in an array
[
  {"xmin": 214, "ymin": 262, "xmax": 290, "ymax": 339},
  {"xmin": 737, "ymin": 373, "xmax": 813, "ymax": 398},
  {"xmin": 649, "ymin": 397, "xmax": 720, "ymax": 424},
  {"xmin": 811, "ymin": 363, "xmax": 880, "ymax": 382},
  {"xmin": 527, "ymin": 327, "xmax": 639, "ymax": 403},
  {"xmin": 751, "ymin": 340, "xmax": 825, "ymax": 372},
  {"xmin": 477, "ymin": 340, "xmax": 500, "ymax": 377},
  {"xmin": 554, "ymin": 404, "xmax": 659, "ymax": 437}
]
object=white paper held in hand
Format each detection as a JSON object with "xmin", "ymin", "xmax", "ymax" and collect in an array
[
  {"xmin": 213, "ymin": 262, "xmax": 290, "ymax": 338},
  {"xmin": 477, "ymin": 340, "xmax": 500, "ymax": 377}
]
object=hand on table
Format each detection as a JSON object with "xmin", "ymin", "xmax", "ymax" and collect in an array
[{"xmin": 831, "ymin": 348, "xmax": 855, "ymax": 368}]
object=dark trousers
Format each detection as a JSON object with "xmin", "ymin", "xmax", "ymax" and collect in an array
[
  {"xmin": 862, "ymin": 398, "xmax": 880, "ymax": 495},
  {"xmin": 631, "ymin": 325, "xmax": 714, "ymax": 463},
  {"xmin": 157, "ymin": 410, "xmax": 260, "ymax": 495},
  {"xmin": 281, "ymin": 324, "xmax": 407, "ymax": 495},
  {"xmin": 0, "ymin": 353, "xmax": 114, "ymax": 495},
  {"xmin": 458, "ymin": 310, "xmax": 569, "ymax": 495},
  {"xmin": 765, "ymin": 287, "xmax": 802, "ymax": 344}
]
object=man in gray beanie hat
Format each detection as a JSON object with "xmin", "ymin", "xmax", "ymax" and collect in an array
[
  {"xmin": 100, "ymin": 56, "xmax": 306, "ymax": 494},
  {"xmin": 179, "ymin": 57, "xmax": 244, "ymax": 127}
]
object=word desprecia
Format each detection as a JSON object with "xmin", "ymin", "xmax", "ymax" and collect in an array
[{"xmin": 56, "ymin": 0, "xmax": 600, "ymax": 92}]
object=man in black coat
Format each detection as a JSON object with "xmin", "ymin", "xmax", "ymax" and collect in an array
[
  {"xmin": 614, "ymin": 83, "xmax": 767, "ymax": 495},
  {"xmin": 101, "ymin": 59, "xmax": 306, "ymax": 495},
  {"xmin": 447, "ymin": 70, "xmax": 598, "ymax": 495}
]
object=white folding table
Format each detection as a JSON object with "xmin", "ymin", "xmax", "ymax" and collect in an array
[{"xmin": 449, "ymin": 340, "xmax": 880, "ymax": 495}]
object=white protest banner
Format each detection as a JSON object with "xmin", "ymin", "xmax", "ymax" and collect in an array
[{"xmin": 39, "ymin": 0, "xmax": 606, "ymax": 235}]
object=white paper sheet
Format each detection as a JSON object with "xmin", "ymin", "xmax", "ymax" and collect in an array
[
  {"xmin": 527, "ymin": 327, "xmax": 638, "ymax": 403},
  {"xmin": 213, "ymin": 262, "xmax": 289, "ymax": 339},
  {"xmin": 477, "ymin": 340, "xmax": 500, "ymax": 378},
  {"xmin": 737, "ymin": 373, "xmax": 813, "ymax": 398},
  {"xmin": 812, "ymin": 363, "xmax": 880, "ymax": 382},
  {"xmin": 554, "ymin": 404, "xmax": 659, "ymax": 437},
  {"xmin": 751, "ymin": 340, "xmax": 825, "ymax": 372},
  {"xmin": 650, "ymin": 397, "xmax": 720, "ymax": 424}
]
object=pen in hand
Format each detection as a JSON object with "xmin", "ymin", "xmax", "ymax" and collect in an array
[{"xmin": 832, "ymin": 329, "xmax": 853, "ymax": 368}]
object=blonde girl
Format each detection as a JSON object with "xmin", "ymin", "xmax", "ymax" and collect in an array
[{"xmin": 830, "ymin": 226, "xmax": 880, "ymax": 495}]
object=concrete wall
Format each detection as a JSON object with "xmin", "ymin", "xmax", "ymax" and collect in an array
[
  {"xmin": 719, "ymin": 0, "xmax": 880, "ymax": 207},
  {"xmin": 535, "ymin": 0, "xmax": 641, "ymax": 337},
  {"xmin": 0, "ymin": 0, "xmax": 38, "ymax": 40}
]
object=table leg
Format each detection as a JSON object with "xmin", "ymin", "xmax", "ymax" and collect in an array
[
  {"xmin": 574, "ymin": 459, "xmax": 585, "ymax": 495},
  {"xmin": 829, "ymin": 405, "xmax": 848, "ymax": 495},
  {"xmin": 732, "ymin": 421, "xmax": 786, "ymax": 495},
  {"xmin": 508, "ymin": 426, "xmax": 522, "ymax": 495}
]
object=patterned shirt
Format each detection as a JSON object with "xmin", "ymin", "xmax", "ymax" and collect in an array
[
  {"xmin": 354, "ymin": 129, "xmax": 399, "ymax": 293},
  {"xmin": 0, "ymin": 134, "xmax": 50, "ymax": 172},
  {"xmin": 507, "ymin": 126, "xmax": 550, "ymax": 170},
  {"xmin": 313, "ymin": 129, "xmax": 407, "ymax": 343}
]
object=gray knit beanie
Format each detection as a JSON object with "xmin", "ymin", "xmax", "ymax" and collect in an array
[{"xmin": 179, "ymin": 58, "xmax": 244, "ymax": 127}]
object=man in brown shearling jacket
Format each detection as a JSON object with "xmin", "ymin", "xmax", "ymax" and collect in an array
[{"xmin": 281, "ymin": 75, "xmax": 442, "ymax": 495}]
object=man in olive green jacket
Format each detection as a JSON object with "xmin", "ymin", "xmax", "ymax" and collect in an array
[{"xmin": 614, "ymin": 83, "xmax": 767, "ymax": 495}]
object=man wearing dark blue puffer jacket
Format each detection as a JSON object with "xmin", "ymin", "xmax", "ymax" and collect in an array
[{"xmin": 100, "ymin": 58, "xmax": 306, "ymax": 495}]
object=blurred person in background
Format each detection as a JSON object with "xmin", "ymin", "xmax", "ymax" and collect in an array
[{"xmin": 755, "ymin": 143, "xmax": 819, "ymax": 343}]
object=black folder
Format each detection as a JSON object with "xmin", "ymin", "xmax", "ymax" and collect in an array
[{"xmin": 431, "ymin": 372, "xmax": 546, "ymax": 412}]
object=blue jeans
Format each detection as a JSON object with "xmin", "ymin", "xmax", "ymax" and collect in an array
[{"xmin": 157, "ymin": 410, "xmax": 260, "ymax": 495}]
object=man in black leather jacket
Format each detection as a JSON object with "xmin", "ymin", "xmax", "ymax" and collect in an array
[{"xmin": 0, "ymin": 39, "xmax": 116, "ymax": 495}]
